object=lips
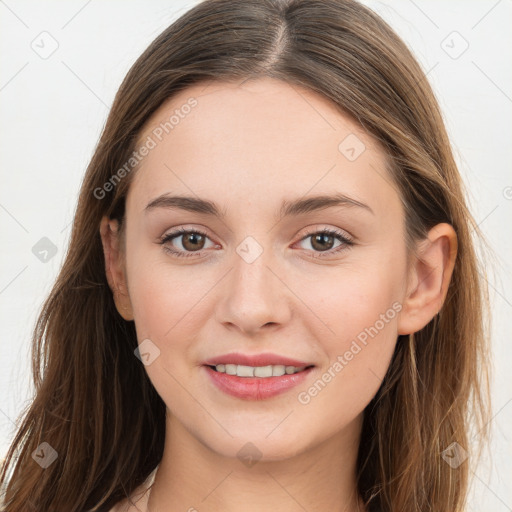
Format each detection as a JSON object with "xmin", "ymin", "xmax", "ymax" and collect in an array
[
  {"xmin": 202, "ymin": 352, "xmax": 313, "ymax": 368},
  {"xmin": 203, "ymin": 365, "xmax": 315, "ymax": 400},
  {"xmin": 201, "ymin": 352, "xmax": 316, "ymax": 400}
]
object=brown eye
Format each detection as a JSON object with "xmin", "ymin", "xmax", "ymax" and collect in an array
[
  {"xmin": 181, "ymin": 232, "xmax": 206, "ymax": 251},
  {"xmin": 297, "ymin": 228, "xmax": 354, "ymax": 257},
  {"xmin": 310, "ymin": 233, "xmax": 336, "ymax": 252},
  {"xmin": 159, "ymin": 228, "xmax": 216, "ymax": 258}
]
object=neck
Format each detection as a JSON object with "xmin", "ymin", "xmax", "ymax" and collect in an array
[{"xmin": 148, "ymin": 411, "xmax": 366, "ymax": 512}]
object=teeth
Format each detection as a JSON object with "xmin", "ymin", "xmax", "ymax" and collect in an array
[
  {"xmin": 214, "ymin": 364, "xmax": 306, "ymax": 377},
  {"xmin": 225, "ymin": 364, "xmax": 237, "ymax": 375}
]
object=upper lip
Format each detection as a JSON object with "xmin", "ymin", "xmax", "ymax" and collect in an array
[{"xmin": 203, "ymin": 352, "xmax": 314, "ymax": 368}]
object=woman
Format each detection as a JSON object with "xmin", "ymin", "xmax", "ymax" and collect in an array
[{"xmin": 0, "ymin": 0, "xmax": 491, "ymax": 511}]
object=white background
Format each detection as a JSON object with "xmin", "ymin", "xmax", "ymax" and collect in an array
[{"xmin": 0, "ymin": 0, "xmax": 511, "ymax": 509}]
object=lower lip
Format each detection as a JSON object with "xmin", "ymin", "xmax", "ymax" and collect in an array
[{"xmin": 203, "ymin": 365, "xmax": 314, "ymax": 400}]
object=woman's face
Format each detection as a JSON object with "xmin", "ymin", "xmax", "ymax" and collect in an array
[{"xmin": 119, "ymin": 77, "xmax": 410, "ymax": 459}]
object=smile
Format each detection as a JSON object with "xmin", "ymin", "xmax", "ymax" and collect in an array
[
  {"xmin": 203, "ymin": 364, "xmax": 315, "ymax": 400},
  {"xmin": 208, "ymin": 363, "xmax": 309, "ymax": 377}
]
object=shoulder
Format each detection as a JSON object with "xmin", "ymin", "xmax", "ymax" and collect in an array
[
  {"xmin": 107, "ymin": 488, "xmax": 148, "ymax": 512},
  {"xmin": 108, "ymin": 499, "xmax": 140, "ymax": 512},
  {"xmin": 107, "ymin": 466, "xmax": 158, "ymax": 512},
  {"xmin": 107, "ymin": 494, "xmax": 146, "ymax": 512}
]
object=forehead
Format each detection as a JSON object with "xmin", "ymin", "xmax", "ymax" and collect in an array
[{"xmin": 128, "ymin": 77, "xmax": 399, "ymax": 218}]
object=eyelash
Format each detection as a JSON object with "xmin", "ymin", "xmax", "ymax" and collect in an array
[{"xmin": 158, "ymin": 227, "xmax": 354, "ymax": 259}]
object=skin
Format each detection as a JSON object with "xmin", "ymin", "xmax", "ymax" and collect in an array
[{"xmin": 100, "ymin": 77, "xmax": 457, "ymax": 512}]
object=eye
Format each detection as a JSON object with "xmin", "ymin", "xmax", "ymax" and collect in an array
[
  {"xmin": 296, "ymin": 228, "xmax": 354, "ymax": 257},
  {"xmin": 159, "ymin": 227, "xmax": 217, "ymax": 258},
  {"xmin": 158, "ymin": 226, "xmax": 354, "ymax": 259}
]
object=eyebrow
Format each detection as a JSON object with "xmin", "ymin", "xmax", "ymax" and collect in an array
[{"xmin": 144, "ymin": 192, "xmax": 374, "ymax": 218}]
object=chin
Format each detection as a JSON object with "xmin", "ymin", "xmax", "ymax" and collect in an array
[{"xmin": 202, "ymin": 428, "xmax": 312, "ymax": 463}]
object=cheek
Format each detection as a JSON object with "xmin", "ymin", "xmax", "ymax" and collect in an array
[
  {"xmin": 125, "ymin": 259, "xmax": 206, "ymax": 410},
  {"xmin": 295, "ymin": 257, "xmax": 403, "ymax": 343},
  {"xmin": 126, "ymin": 244, "xmax": 206, "ymax": 335},
  {"xmin": 291, "ymin": 261, "xmax": 404, "ymax": 411}
]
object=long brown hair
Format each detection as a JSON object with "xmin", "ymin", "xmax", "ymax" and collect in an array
[{"xmin": 0, "ymin": 1, "xmax": 491, "ymax": 510}]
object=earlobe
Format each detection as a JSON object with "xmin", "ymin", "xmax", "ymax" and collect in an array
[
  {"xmin": 397, "ymin": 223, "xmax": 457, "ymax": 335},
  {"xmin": 99, "ymin": 216, "xmax": 134, "ymax": 321}
]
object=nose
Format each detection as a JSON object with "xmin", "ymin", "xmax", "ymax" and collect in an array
[{"xmin": 215, "ymin": 245, "xmax": 292, "ymax": 336}]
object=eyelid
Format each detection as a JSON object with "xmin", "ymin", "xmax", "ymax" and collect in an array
[
  {"xmin": 159, "ymin": 226, "xmax": 217, "ymax": 248},
  {"xmin": 298, "ymin": 225, "xmax": 354, "ymax": 242},
  {"xmin": 159, "ymin": 224, "xmax": 354, "ymax": 243},
  {"xmin": 292, "ymin": 225, "xmax": 354, "ymax": 258},
  {"xmin": 159, "ymin": 224, "xmax": 355, "ymax": 258}
]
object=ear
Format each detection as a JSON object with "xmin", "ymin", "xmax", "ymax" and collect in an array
[
  {"xmin": 397, "ymin": 222, "xmax": 457, "ymax": 335},
  {"xmin": 99, "ymin": 216, "xmax": 134, "ymax": 321}
]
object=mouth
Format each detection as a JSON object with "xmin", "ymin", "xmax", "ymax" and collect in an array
[
  {"xmin": 202, "ymin": 363, "xmax": 316, "ymax": 400},
  {"xmin": 205, "ymin": 363, "xmax": 315, "ymax": 377}
]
